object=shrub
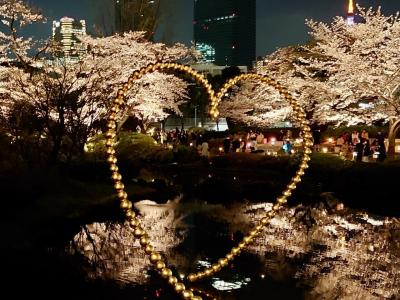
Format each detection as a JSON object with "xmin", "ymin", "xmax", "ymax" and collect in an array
[
  {"xmin": 116, "ymin": 132, "xmax": 159, "ymax": 162},
  {"xmin": 175, "ymin": 145, "xmax": 200, "ymax": 162},
  {"xmin": 87, "ymin": 132, "xmax": 160, "ymax": 162}
]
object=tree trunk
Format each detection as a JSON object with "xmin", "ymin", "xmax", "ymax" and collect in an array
[
  {"xmin": 49, "ymin": 135, "xmax": 62, "ymax": 164},
  {"xmin": 117, "ymin": 115, "xmax": 130, "ymax": 133},
  {"xmin": 387, "ymin": 117, "xmax": 400, "ymax": 156}
]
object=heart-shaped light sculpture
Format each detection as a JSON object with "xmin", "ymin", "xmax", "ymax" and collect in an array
[{"xmin": 105, "ymin": 62, "xmax": 313, "ymax": 300}]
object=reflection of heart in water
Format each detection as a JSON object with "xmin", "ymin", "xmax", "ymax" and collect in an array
[{"xmin": 105, "ymin": 61, "xmax": 313, "ymax": 299}]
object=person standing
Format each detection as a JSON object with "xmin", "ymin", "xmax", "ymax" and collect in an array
[
  {"xmin": 232, "ymin": 137, "xmax": 240, "ymax": 153},
  {"xmin": 313, "ymin": 129, "xmax": 321, "ymax": 152},
  {"xmin": 256, "ymin": 132, "xmax": 264, "ymax": 144},
  {"xmin": 223, "ymin": 136, "xmax": 231, "ymax": 154},
  {"xmin": 201, "ymin": 141, "xmax": 209, "ymax": 158},
  {"xmin": 355, "ymin": 138, "xmax": 365, "ymax": 162},
  {"xmin": 376, "ymin": 131, "xmax": 386, "ymax": 162},
  {"xmin": 352, "ymin": 130, "xmax": 360, "ymax": 146},
  {"xmin": 361, "ymin": 129, "xmax": 369, "ymax": 140}
]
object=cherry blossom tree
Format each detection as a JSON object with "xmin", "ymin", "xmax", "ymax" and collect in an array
[
  {"xmin": 219, "ymin": 45, "xmax": 335, "ymax": 129},
  {"xmin": 225, "ymin": 6, "xmax": 400, "ymax": 155},
  {"xmin": 304, "ymin": 5, "xmax": 400, "ymax": 155},
  {"xmin": 219, "ymin": 79, "xmax": 292, "ymax": 127},
  {"xmin": 0, "ymin": 0, "xmax": 191, "ymax": 162}
]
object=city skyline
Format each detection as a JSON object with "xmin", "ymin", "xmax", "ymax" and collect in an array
[{"xmin": 21, "ymin": 0, "xmax": 400, "ymax": 56}]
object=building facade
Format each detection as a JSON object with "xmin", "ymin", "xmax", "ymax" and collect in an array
[
  {"xmin": 194, "ymin": 0, "xmax": 256, "ymax": 68},
  {"xmin": 52, "ymin": 17, "xmax": 86, "ymax": 63}
]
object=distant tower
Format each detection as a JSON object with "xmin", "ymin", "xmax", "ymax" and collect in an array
[
  {"xmin": 347, "ymin": 0, "xmax": 355, "ymax": 25},
  {"xmin": 52, "ymin": 17, "xmax": 86, "ymax": 63}
]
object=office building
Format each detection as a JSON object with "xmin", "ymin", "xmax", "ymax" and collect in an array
[
  {"xmin": 194, "ymin": 0, "xmax": 256, "ymax": 68},
  {"xmin": 52, "ymin": 17, "xmax": 86, "ymax": 63}
]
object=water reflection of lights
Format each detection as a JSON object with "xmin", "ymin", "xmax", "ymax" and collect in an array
[
  {"xmin": 71, "ymin": 201, "xmax": 399, "ymax": 299},
  {"xmin": 197, "ymin": 260, "xmax": 212, "ymax": 268},
  {"xmin": 190, "ymin": 287, "xmax": 218, "ymax": 300},
  {"xmin": 211, "ymin": 278, "xmax": 249, "ymax": 291}
]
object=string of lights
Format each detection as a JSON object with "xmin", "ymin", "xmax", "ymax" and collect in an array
[{"xmin": 105, "ymin": 61, "xmax": 313, "ymax": 299}]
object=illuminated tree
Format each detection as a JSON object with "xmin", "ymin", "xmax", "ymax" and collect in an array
[
  {"xmin": 304, "ymin": 5, "xmax": 400, "ymax": 154},
  {"xmin": 226, "ymin": 6, "xmax": 400, "ymax": 155},
  {"xmin": 0, "ymin": 0, "xmax": 190, "ymax": 161},
  {"xmin": 219, "ymin": 79, "xmax": 292, "ymax": 127},
  {"xmin": 219, "ymin": 47, "xmax": 322, "ymax": 128}
]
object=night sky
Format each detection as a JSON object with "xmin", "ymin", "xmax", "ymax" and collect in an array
[{"xmin": 24, "ymin": 0, "xmax": 399, "ymax": 57}]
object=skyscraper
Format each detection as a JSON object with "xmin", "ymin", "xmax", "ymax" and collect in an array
[
  {"xmin": 347, "ymin": 0, "xmax": 355, "ymax": 25},
  {"xmin": 52, "ymin": 17, "xmax": 86, "ymax": 63},
  {"xmin": 194, "ymin": 0, "xmax": 256, "ymax": 68}
]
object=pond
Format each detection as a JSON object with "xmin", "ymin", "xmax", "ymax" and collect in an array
[{"xmin": 69, "ymin": 198, "xmax": 400, "ymax": 300}]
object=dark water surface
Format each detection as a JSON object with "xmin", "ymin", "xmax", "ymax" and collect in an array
[{"xmin": 68, "ymin": 200, "xmax": 400, "ymax": 300}]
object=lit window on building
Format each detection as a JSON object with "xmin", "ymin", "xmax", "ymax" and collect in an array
[{"xmin": 196, "ymin": 43, "xmax": 216, "ymax": 63}]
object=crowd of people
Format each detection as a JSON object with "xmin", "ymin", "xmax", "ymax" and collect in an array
[
  {"xmin": 152, "ymin": 127, "xmax": 387, "ymax": 163},
  {"xmin": 316, "ymin": 129, "xmax": 387, "ymax": 162},
  {"xmin": 152, "ymin": 128, "xmax": 297, "ymax": 158}
]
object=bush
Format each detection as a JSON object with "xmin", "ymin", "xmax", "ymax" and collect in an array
[
  {"xmin": 151, "ymin": 148, "xmax": 174, "ymax": 164},
  {"xmin": 116, "ymin": 132, "xmax": 159, "ymax": 161},
  {"xmin": 175, "ymin": 145, "xmax": 200, "ymax": 162},
  {"xmin": 87, "ymin": 132, "xmax": 161, "ymax": 162}
]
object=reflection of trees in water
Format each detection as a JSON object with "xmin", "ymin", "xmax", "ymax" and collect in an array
[
  {"xmin": 238, "ymin": 204, "xmax": 400, "ymax": 300},
  {"xmin": 70, "ymin": 201, "xmax": 399, "ymax": 299},
  {"xmin": 69, "ymin": 200, "xmax": 188, "ymax": 284}
]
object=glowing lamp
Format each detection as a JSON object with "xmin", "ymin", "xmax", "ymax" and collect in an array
[
  {"xmin": 322, "ymin": 147, "xmax": 328, "ymax": 153},
  {"xmin": 328, "ymin": 137, "xmax": 334, "ymax": 143},
  {"xmin": 219, "ymin": 147, "xmax": 223, "ymax": 152}
]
